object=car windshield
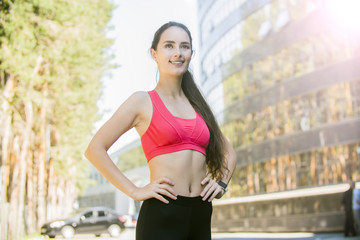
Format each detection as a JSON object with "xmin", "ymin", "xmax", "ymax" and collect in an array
[
  {"xmin": 64, "ymin": 208, "xmax": 118, "ymax": 219},
  {"xmin": 66, "ymin": 209, "xmax": 89, "ymax": 218}
]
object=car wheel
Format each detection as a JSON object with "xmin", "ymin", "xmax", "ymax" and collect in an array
[
  {"xmin": 95, "ymin": 234, "xmax": 101, "ymax": 237},
  {"xmin": 48, "ymin": 235, "xmax": 55, "ymax": 238},
  {"xmin": 61, "ymin": 225, "xmax": 75, "ymax": 238},
  {"xmin": 108, "ymin": 224, "xmax": 121, "ymax": 237}
]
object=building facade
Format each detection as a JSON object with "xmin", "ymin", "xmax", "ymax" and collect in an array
[{"xmin": 198, "ymin": 0, "xmax": 360, "ymax": 232}]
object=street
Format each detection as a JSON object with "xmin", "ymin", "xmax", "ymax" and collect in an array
[{"xmin": 30, "ymin": 228, "xmax": 357, "ymax": 240}]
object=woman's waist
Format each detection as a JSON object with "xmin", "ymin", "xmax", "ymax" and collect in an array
[
  {"xmin": 173, "ymin": 182, "xmax": 205, "ymax": 197},
  {"xmin": 149, "ymin": 173, "xmax": 205, "ymax": 197},
  {"xmin": 161, "ymin": 194, "xmax": 211, "ymax": 207},
  {"xmin": 150, "ymin": 171, "xmax": 206, "ymax": 197},
  {"xmin": 148, "ymin": 151, "xmax": 207, "ymax": 196}
]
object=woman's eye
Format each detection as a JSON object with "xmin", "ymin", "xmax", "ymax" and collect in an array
[
  {"xmin": 181, "ymin": 45, "xmax": 190, "ymax": 49},
  {"xmin": 165, "ymin": 44, "xmax": 173, "ymax": 48}
]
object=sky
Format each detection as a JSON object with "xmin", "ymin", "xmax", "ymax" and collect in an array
[{"xmin": 97, "ymin": 0, "xmax": 200, "ymax": 153}]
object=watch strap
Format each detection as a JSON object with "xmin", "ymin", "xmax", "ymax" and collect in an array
[{"xmin": 218, "ymin": 181, "xmax": 228, "ymax": 191}]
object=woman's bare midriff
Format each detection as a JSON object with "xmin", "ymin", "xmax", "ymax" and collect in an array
[{"xmin": 148, "ymin": 150, "xmax": 207, "ymax": 197}]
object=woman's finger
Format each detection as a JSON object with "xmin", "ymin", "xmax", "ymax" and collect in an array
[
  {"xmin": 200, "ymin": 177, "xmax": 213, "ymax": 197},
  {"xmin": 157, "ymin": 188, "xmax": 177, "ymax": 201},
  {"xmin": 200, "ymin": 182, "xmax": 211, "ymax": 198},
  {"xmin": 153, "ymin": 193, "xmax": 170, "ymax": 204},
  {"xmin": 209, "ymin": 186, "xmax": 223, "ymax": 201},
  {"xmin": 151, "ymin": 177, "xmax": 178, "ymax": 202},
  {"xmin": 157, "ymin": 177, "xmax": 175, "ymax": 186},
  {"xmin": 200, "ymin": 177, "xmax": 217, "ymax": 199},
  {"xmin": 201, "ymin": 176, "xmax": 210, "ymax": 186},
  {"xmin": 201, "ymin": 180, "xmax": 218, "ymax": 201},
  {"xmin": 158, "ymin": 183, "xmax": 177, "ymax": 198}
]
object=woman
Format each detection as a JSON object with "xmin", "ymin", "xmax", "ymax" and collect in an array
[{"xmin": 85, "ymin": 21, "xmax": 236, "ymax": 240}]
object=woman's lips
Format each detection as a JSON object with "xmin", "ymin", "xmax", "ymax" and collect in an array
[{"xmin": 169, "ymin": 60, "xmax": 184, "ymax": 66}]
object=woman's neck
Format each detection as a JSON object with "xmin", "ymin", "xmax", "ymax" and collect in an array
[{"xmin": 156, "ymin": 75, "xmax": 184, "ymax": 98}]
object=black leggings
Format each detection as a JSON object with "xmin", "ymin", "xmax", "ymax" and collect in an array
[{"xmin": 136, "ymin": 195, "xmax": 212, "ymax": 240}]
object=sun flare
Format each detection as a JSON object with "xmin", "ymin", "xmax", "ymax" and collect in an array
[{"xmin": 325, "ymin": 0, "xmax": 360, "ymax": 33}]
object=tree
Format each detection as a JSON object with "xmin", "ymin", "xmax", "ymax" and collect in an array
[{"xmin": 0, "ymin": 0, "xmax": 114, "ymax": 239}]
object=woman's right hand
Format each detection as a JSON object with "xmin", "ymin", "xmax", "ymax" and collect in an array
[{"xmin": 132, "ymin": 177, "xmax": 177, "ymax": 204}]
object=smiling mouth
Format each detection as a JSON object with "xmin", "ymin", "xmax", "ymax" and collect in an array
[{"xmin": 169, "ymin": 60, "xmax": 185, "ymax": 66}]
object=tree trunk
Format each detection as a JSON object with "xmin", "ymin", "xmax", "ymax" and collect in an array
[
  {"xmin": 15, "ymin": 101, "xmax": 33, "ymax": 237},
  {"xmin": 26, "ymin": 155, "xmax": 36, "ymax": 234},
  {"xmin": 46, "ymin": 158, "xmax": 56, "ymax": 220},
  {"xmin": 0, "ymin": 75, "xmax": 14, "ymax": 240},
  {"xmin": 37, "ymin": 105, "xmax": 48, "ymax": 230},
  {"xmin": 25, "ymin": 55, "xmax": 43, "ymax": 234},
  {"xmin": 8, "ymin": 136, "xmax": 21, "ymax": 240}
]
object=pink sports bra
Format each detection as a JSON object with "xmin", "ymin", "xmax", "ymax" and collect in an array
[{"xmin": 141, "ymin": 90, "xmax": 210, "ymax": 162}]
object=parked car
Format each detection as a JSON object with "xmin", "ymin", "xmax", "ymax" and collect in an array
[{"xmin": 40, "ymin": 207, "xmax": 126, "ymax": 238}]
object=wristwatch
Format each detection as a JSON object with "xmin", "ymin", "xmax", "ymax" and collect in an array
[{"xmin": 218, "ymin": 181, "xmax": 228, "ymax": 193}]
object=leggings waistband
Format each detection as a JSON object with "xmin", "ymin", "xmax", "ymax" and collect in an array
[{"xmin": 163, "ymin": 195, "xmax": 209, "ymax": 207}]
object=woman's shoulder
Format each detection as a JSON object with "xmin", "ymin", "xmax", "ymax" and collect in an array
[
  {"xmin": 124, "ymin": 91, "xmax": 152, "ymax": 123},
  {"xmin": 122, "ymin": 91, "xmax": 152, "ymax": 112},
  {"xmin": 127, "ymin": 91, "xmax": 151, "ymax": 103}
]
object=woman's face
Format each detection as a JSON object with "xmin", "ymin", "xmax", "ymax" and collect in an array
[{"xmin": 151, "ymin": 26, "xmax": 192, "ymax": 78}]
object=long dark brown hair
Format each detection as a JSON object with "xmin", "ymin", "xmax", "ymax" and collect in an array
[{"xmin": 151, "ymin": 21, "xmax": 228, "ymax": 181}]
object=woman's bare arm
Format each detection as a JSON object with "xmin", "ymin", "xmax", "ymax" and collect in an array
[{"xmin": 84, "ymin": 91, "xmax": 177, "ymax": 203}]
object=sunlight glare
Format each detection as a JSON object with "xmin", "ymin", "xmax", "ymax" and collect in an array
[{"xmin": 325, "ymin": 0, "xmax": 360, "ymax": 33}]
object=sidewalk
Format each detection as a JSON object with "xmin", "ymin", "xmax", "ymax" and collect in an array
[
  {"xmin": 212, "ymin": 232, "xmax": 359, "ymax": 240},
  {"xmin": 27, "ymin": 230, "xmax": 358, "ymax": 240}
]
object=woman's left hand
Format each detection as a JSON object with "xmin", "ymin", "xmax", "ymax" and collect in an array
[{"xmin": 200, "ymin": 176, "xmax": 224, "ymax": 202}]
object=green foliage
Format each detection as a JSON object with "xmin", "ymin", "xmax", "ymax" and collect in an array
[{"xmin": 0, "ymin": 0, "xmax": 115, "ymax": 186}]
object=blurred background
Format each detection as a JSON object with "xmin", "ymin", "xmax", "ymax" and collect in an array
[{"xmin": 0, "ymin": 0, "xmax": 359, "ymax": 239}]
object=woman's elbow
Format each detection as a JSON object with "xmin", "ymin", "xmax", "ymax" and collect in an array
[
  {"xmin": 84, "ymin": 140, "xmax": 98, "ymax": 160},
  {"xmin": 84, "ymin": 144, "xmax": 92, "ymax": 160},
  {"xmin": 84, "ymin": 139, "xmax": 108, "ymax": 161}
]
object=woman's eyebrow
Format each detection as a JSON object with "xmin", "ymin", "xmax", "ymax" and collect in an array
[{"xmin": 162, "ymin": 40, "xmax": 190, "ymax": 45}]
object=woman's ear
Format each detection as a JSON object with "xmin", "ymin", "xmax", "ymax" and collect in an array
[{"xmin": 150, "ymin": 48, "xmax": 157, "ymax": 62}]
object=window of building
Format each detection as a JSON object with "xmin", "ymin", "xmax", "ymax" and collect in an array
[{"xmin": 227, "ymin": 144, "xmax": 359, "ymax": 198}]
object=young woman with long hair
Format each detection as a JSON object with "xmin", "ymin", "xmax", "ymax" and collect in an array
[{"xmin": 85, "ymin": 21, "xmax": 236, "ymax": 240}]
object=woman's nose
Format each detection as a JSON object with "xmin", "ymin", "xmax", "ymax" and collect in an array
[{"xmin": 173, "ymin": 47, "xmax": 182, "ymax": 57}]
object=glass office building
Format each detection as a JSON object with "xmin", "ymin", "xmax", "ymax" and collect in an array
[{"xmin": 198, "ymin": 0, "xmax": 360, "ymax": 199}]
